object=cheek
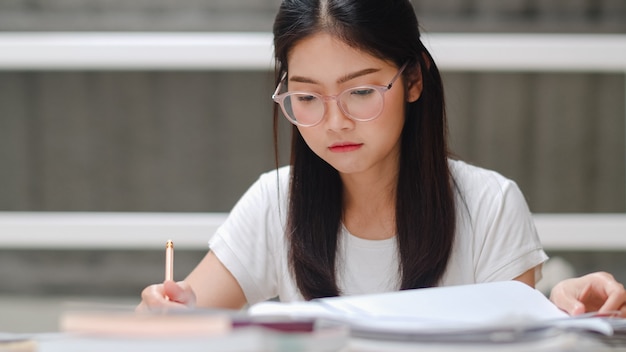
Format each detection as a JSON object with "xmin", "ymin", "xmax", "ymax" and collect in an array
[
  {"xmin": 379, "ymin": 95, "xmax": 407, "ymax": 132},
  {"xmin": 297, "ymin": 128, "xmax": 323, "ymax": 153}
]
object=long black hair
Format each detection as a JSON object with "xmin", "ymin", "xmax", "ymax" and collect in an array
[{"xmin": 272, "ymin": 0, "xmax": 455, "ymax": 300}]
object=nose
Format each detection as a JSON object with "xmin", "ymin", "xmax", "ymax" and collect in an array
[{"xmin": 323, "ymin": 97, "xmax": 354, "ymax": 131}]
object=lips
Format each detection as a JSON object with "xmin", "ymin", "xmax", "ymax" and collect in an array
[{"xmin": 328, "ymin": 142, "xmax": 363, "ymax": 153}]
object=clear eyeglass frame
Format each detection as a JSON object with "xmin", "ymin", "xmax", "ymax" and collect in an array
[{"xmin": 272, "ymin": 62, "xmax": 408, "ymax": 127}]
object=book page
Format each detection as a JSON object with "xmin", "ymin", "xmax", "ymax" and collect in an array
[{"xmin": 249, "ymin": 281, "xmax": 613, "ymax": 336}]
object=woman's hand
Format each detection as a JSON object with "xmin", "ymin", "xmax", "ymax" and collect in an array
[
  {"xmin": 549, "ymin": 271, "xmax": 626, "ymax": 317},
  {"xmin": 136, "ymin": 280, "xmax": 197, "ymax": 312}
]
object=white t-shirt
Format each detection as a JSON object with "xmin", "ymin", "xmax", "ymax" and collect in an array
[{"xmin": 208, "ymin": 159, "xmax": 548, "ymax": 304}]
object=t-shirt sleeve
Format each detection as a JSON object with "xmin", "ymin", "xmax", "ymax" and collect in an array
[
  {"xmin": 208, "ymin": 172, "xmax": 284, "ymax": 304},
  {"xmin": 473, "ymin": 178, "xmax": 548, "ymax": 284}
]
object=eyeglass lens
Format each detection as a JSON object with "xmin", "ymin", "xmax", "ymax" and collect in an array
[{"xmin": 282, "ymin": 87, "xmax": 384, "ymax": 126}]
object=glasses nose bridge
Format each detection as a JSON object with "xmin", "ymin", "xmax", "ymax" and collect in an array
[
  {"xmin": 320, "ymin": 93, "xmax": 348, "ymax": 116},
  {"xmin": 321, "ymin": 93, "xmax": 340, "ymax": 104}
]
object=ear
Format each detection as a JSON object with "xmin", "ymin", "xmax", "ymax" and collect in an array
[{"xmin": 406, "ymin": 64, "xmax": 423, "ymax": 103}]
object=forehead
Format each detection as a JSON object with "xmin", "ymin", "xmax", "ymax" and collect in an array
[{"xmin": 286, "ymin": 33, "xmax": 391, "ymax": 75}]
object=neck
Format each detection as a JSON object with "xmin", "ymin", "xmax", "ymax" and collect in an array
[{"xmin": 340, "ymin": 169, "xmax": 398, "ymax": 240}]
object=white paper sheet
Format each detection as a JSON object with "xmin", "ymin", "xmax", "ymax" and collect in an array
[{"xmin": 248, "ymin": 281, "xmax": 613, "ymax": 338}]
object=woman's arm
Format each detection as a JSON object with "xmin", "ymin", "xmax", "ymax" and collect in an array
[
  {"xmin": 513, "ymin": 267, "xmax": 536, "ymax": 288},
  {"xmin": 185, "ymin": 251, "xmax": 247, "ymax": 308}
]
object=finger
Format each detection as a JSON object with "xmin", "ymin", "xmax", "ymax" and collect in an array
[
  {"xmin": 137, "ymin": 284, "xmax": 172, "ymax": 312},
  {"xmin": 163, "ymin": 280, "xmax": 196, "ymax": 307},
  {"xmin": 598, "ymin": 284, "xmax": 626, "ymax": 315},
  {"xmin": 551, "ymin": 283, "xmax": 587, "ymax": 316},
  {"xmin": 606, "ymin": 303, "xmax": 626, "ymax": 318},
  {"xmin": 563, "ymin": 299, "xmax": 587, "ymax": 316},
  {"xmin": 141, "ymin": 284, "xmax": 166, "ymax": 304},
  {"xmin": 135, "ymin": 301, "xmax": 148, "ymax": 312},
  {"xmin": 619, "ymin": 304, "xmax": 626, "ymax": 318}
]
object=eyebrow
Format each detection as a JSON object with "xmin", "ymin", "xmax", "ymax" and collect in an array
[{"xmin": 289, "ymin": 68, "xmax": 381, "ymax": 85}]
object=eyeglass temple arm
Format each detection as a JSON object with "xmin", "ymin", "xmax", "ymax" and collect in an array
[
  {"xmin": 272, "ymin": 72, "xmax": 288, "ymax": 98},
  {"xmin": 387, "ymin": 62, "xmax": 409, "ymax": 90}
]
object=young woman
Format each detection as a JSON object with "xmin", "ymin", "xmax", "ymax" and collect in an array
[{"xmin": 139, "ymin": 0, "xmax": 626, "ymax": 316}]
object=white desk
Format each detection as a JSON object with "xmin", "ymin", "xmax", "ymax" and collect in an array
[{"xmin": 2, "ymin": 328, "xmax": 621, "ymax": 352}]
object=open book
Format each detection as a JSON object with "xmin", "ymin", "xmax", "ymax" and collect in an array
[{"xmin": 248, "ymin": 281, "xmax": 615, "ymax": 341}]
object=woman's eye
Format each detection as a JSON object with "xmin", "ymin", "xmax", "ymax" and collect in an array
[
  {"xmin": 351, "ymin": 88, "xmax": 375, "ymax": 96},
  {"xmin": 297, "ymin": 94, "xmax": 318, "ymax": 102}
]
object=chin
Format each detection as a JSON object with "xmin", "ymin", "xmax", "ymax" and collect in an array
[{"xmin": 331, "ymin": 164, "xmax": 367, "ymax": 175}]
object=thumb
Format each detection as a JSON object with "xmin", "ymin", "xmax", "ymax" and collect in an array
[
  {"xmin": 554, "ymin": 293, "xmax": 586, "ymax": 316},
  {"xmin": 567, "ymin": 300, "xmax": 587, "ymax": 316},
  {"xmin": 163, "ymin": 280, "xmax": 196, "ymax": 307}
]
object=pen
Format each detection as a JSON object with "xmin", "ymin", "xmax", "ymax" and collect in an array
[{"xmin": 165, "ymin": 239, "xmax": 174, "ymax": 281}]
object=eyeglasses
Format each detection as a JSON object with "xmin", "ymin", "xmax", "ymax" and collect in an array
[{"xmin": 272, "ymin": 62, "xmax": 408, "ymax": 127}]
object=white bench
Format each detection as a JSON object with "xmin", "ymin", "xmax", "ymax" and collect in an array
[
  {"xmin": 0, "ymin": 212, "xmax": 625, "ymax": 251},
  {"xmin": 0, "ymin": 32, "xmax": 624, "ymax": 72}
]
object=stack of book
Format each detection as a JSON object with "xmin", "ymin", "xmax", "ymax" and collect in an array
[{"xmin": 3, "ymin": 281, "xmax": 622, "ymax": 351}]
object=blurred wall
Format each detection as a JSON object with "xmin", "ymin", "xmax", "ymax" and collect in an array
[{"xmin": 0, "ymin": 0, "xmax": 624, "ymax": 213}]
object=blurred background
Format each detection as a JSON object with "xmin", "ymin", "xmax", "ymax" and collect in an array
[{"xmin": 0, "ymin": 0, "xmax": 625, "ymax": 332}]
